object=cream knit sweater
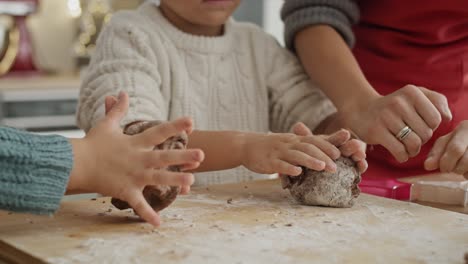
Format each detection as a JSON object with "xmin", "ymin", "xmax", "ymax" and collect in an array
[{"xmin": 77, "ymin": 2, "xmax": 336, "ymax": 186}]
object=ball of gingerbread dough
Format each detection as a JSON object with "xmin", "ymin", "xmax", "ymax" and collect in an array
[
  {"xmin": 111, "ymin": 121, "xmax": 187, "ymax": 212},
  {"xmin": 281, "ymin": 157, "xmax": 361, "ymax": 208}
]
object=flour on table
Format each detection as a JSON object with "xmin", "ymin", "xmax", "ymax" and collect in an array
[{"xmin": 47, "ymin": 193, "xmax": 467, "ymax": 264}]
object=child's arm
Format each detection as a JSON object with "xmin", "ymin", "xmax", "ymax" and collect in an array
[
  {"xmin": 112, "ymin": 119, "xmax": 340, "ymax": 176},
  {"xmin": 77, "ymin": 14, "xmax": 167, "ymax": 132},
  {"xmin": 0, "ymin": 93, "xmax": 203, "ymax": 225},
  {"xmin": 101, "ymin": 91, "xmax": 340, "ymax": 176},
  {"xmin": 187, "ymin": 130, "xmax": 341, "ymax": 175}
]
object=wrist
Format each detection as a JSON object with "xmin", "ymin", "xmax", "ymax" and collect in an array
[
  {"xmin": 68, "ymin": 138, "xmax": 94, "ymax": 193},
  {"xmin": 236, "ymin": 132, "xmax": 252, "ymax": 167},
  {"xmin": 341, "ymin": 87, "xmax": 381, "ymax": 113}
]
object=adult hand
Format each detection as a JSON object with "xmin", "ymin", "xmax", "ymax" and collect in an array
[
  {"xmin": 424, "ymin": 121, "xmax": 468, "ymax": 179},
  {"xmin": 68, "ymin": 92, "xmax": 205, "ymax": 226},
  {"xmin": 292, "ymin": 122, "xmax": 368, "ymax": 173},
  {"xmin": 343, "ymin": 85, "xmax": 452, "ymax": 162}
]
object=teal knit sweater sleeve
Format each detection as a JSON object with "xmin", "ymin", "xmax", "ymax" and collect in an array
[{"xmin": 0, "ymin": 127, "xmax": 73, "ymax": 215}]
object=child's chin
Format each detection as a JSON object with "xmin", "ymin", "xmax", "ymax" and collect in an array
[
  {"xmin": 202, "ymin": 0, "xmax": 237, "ymax": 9},
  {"xmin": 201, "ymin": 14, "xmax": 231, "ymax": 26}
]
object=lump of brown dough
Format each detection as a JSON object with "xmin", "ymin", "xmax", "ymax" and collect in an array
[
  {"xmin": 281, "ymin": 157, "xmax": 361, "ymax": 208},
  {"xmin": 111, "ymin": 121, "xmax": 188, "ymax": 212}
]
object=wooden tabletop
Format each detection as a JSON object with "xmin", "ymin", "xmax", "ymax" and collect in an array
[{"xmin": 0, "ymin": 179, "xmax": 467, "ymax": 264}]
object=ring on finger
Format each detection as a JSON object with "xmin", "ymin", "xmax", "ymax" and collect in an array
[{"xmin": 396, "ymin": 126, "xmax": 413, "ymax": 141}]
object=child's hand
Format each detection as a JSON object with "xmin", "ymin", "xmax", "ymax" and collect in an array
[
  {"xmin": 292, "ymin": 122, "xmax": 368, "ymax": 173},
  {"xmin": 68, "ymin": 92, "xmax": 205, "ymax": 226},
  {"xmin": 105, "ymin": 97, "xmax": 198, "ymax": 194},
  {"xmin": 424, "ymin": 121, "xmax": 468, "ymax": 179},
  {"xmin": 241, "ymin": 131, "xmax": 341, "ymax": 176}
]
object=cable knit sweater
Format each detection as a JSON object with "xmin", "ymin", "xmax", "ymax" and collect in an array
[
  {"xmin": 0, "ymin": 127, "xmax": 73, "ymax": 214},
  {"xmin": 77, "ymin": 2, "xmax": 336, "ymax": 186},
  {"xmin": 281, "ymin": 0, "xmax": 360, "ymax": 50}
]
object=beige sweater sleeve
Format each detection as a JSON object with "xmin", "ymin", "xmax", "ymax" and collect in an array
[
  {"xmin": 77, "ymin": 14, "xmax": 168, "ymax": 132},
  {"xmin": 266, "ymin": 35, "xmax": 336, "ymax": 133}
]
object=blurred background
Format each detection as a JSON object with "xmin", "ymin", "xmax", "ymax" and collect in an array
[{"xmin": 0, "ymin": 0, "xmax": 283, "ymax": 137}]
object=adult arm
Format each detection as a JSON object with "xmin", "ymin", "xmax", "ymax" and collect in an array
[{"xmin": 282, "ymin": 0, "xmax": 452, "ymax": 163}]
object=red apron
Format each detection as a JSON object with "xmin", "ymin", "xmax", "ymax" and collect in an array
[{"xmin": 353, "ymin": 0, "xmax": 468, "ymax": 198}]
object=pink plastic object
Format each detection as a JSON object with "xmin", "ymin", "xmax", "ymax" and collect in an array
[{"xmin": 359, "ymin": 175, "xmax": 411, "ymax": 200}]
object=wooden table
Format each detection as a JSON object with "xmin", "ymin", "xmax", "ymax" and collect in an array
[{"xmin": 1, "ymin": 179, "xmax": 467, "ymax": 264}]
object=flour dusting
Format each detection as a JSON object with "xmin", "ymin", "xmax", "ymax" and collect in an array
[{"xmin": 44, "ymin": 192, "xmax": 468, "ymax": 264}]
